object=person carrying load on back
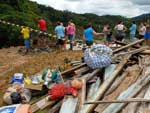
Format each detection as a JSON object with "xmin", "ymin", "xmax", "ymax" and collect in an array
[
  {"xmin": 114, "ymin": 21, "xmax": 127, "ymax": 42},
  {"xmin": 83, "ymin": 23, "xmax": 103, "ymax": 47},
  {"xmin": 21, "ymin": 26, "xmax": 30, "ymax": 55},
  {"xmin": 38, "ymin": 17, "xmax": 48, "ymax": 49}
]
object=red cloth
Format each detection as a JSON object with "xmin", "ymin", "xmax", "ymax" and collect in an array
[
  {"xmin": 38, "ymin": 19, "xmax": 47, "ymax": 30},
  {"xmin": 48, "ymin": 83, "xmax": 78, "ymax": 100}
]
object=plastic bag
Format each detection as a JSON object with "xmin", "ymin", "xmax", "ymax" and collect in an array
[{"xmin": 84, "ymin": 44, "xmax": 113, "ymax": 69}]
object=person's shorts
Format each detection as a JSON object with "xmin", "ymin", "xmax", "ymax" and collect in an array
[
  {"xmin": 144, "ymin": 32, "xmax": 150, "ymax": 40},
  {"xmin": 138, "ymin": 34, "xmax": 144, "ymax": 39},
  {"xmin": 85, "ymin": 41, "xmax": 93, "ymax": 46},
  {"xmin": 39, "ymin": 30, "xmax": 47, "ymax": 38},
  {"xmin": 106, "ymin": 35, "xmax": 112, "ymax": 42},
  {"xmin": 56, "ymin": 39, "xmax": 64, "ymax": 45},
  {"xmin": 115, "ymin": 31, "xmax": 125, "ymax": 41},
  {"xmin": 24, "ymin": 39, "xmax": 30, "ymax": 49}
]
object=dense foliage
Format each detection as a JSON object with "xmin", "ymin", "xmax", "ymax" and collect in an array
[{"xmin": 0, "ymin": 0, "xmax": 149, "ymax": 48}]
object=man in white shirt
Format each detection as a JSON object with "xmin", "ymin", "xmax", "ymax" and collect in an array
[{"xmin": 114, "ymin": 21, "xmax": 127, "ymax": 41}]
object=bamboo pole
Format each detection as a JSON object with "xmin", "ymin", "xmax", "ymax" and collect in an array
[{"xmin": 84, "ymin": 98, "xmax": 150, "ymax": 104}]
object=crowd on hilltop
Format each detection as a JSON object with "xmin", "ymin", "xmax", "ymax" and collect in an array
[{"xmin": 20, "ymin": 18, "xmax": 150, "ymax": 54}]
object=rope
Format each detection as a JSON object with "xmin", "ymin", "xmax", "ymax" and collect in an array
[{"xmin": 0, "ymin": 19, "xmax": 56, "ymax": 38}]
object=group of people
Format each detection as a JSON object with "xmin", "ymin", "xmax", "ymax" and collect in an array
[
  {"xmin": 20, "ymin": 18, "xmax": 48, "ymax": 54},
  {"xmin": 20, "ymin": 18, "xmax": 150, "ymax": 55},
  {"xmin": 101, "ymin": 21, "xmax": 150, "ymax": 46},
  {"xmin": 54, "ymin": 21, "xmax": 76, "ymax": 50}
]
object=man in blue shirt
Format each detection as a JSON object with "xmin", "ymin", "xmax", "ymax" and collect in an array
[
  {"xmin": 129, "ymin": 21, "xmax": 137, "ymax": 42},
  {"xmin": 83, "ymin": 23, "xmax": 103, "ymax": 46},
  {"xmin": 55, "ymin": 21, "xmax": 65, "ymax": 50}
]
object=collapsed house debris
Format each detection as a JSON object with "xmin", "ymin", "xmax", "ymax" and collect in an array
[{"xmin": 1, "ymin": 39, "xmax": 150, "ymax": 113}]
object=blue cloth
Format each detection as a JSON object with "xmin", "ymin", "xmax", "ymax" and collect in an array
[
  {"xmin": 0, "ymin": 104, "xmax": 20, "ymax": 113},
  {"xmin": 24, "ymin": 39, "xmax": 30, "ymax": 49},
  {"xmin": 55, "ymin": 25, "xmax": 65, "ymax": 39},
  {"xmin": 129, "ymin": 24, "xmax": 137, "ymax": 34},
  {"xmin": 84, "ymin": 44, "xmax": 113, "ymax": 69},
  {"xmin": 144, "ymin": 32, "xmax": 150, "ymax": 39},
  {"xmin": 84, "ymin": 27, "xmax": 94, "ymax": 41}
]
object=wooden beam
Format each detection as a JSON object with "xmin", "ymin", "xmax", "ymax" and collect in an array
[
  {"xmin": 114, "ymin": 47, "xmax": 147, "ymax": 57},
  {"xmin": 81, "ymin": 79, "xmax": 86, "ymax": 105},
  {"xmin": 114, "ymin": 40, "xmax": 140, "ymax": 48},
  {"xmin": 61, "ymin": 63, "xmax": 86, "ymax": 75},
  {"xmin": 113, "ymin": 39, "xmax": 144, "ymax": 53},
  {"xmin": 84, "ymin": 98, "xmax": 150, "ymax": 104},
  {"xmin": 30, "ymin": 96, "xmax": 57, "ymax": 113},
  {"xmin": 78, "ymin": 55, "xmax": 131, "ymax": 113},
  {"xmin": 102, "ymin": 75, "xmax": 150, "ymax": 113},
  {"xmin": 59, "ymin": 96, "xmax": 78, "ymax": 113},
  {"xmin": 47, "ymin": 100, "xmax": 63, "ymax": 113}
]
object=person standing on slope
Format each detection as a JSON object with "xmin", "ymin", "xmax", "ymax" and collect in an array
[
  {"xmin": 129, "ymin": 21, "xmax": 137, "ymax": 42},
  {"xmin": 83, "ymin": 23, "xmax": 103, "ymax": 47},
  {"xmin": 38, "ymin": 18, "xmax": 48, "ymax": 49}
]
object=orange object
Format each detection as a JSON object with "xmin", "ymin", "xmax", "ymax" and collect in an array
[
  {"xmin": 71, "ymin": 79, "xmax": 83, "ymax": 90},
  {"xmin": 16, "ymin": 104, "xmax": 32, "ymax": 113}
]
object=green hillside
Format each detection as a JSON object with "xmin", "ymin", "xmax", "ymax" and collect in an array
[{"xmin": 0, "ymin": 0, "xmax": 131, "ymax": 48}]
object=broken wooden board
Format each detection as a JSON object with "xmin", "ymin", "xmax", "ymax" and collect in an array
[
  {"xmin": 121, "ymin": 87, "xmax": 147, "ymax": 113},
  {"xmin": 78, "ymin": 55, "xmax": 131, "ymax": 113},
  {"xmin": 74, "ymin": 66, "xmax": 89, "ymax": 75},
  {"xmin": 47, "ymin": 100, "xmax": 63, "ymax": 113},
  {"xmin": 104, "ymin": 64, "xmax": 117, "ymax": 80},
  {"xmin": 59, "ymin": 96, "xmax": 78, "ymax": 113},
  {"xmin": 78, "ymin": 78, "xmax": 101, "ymax": 113},
  {"xmin": 136, "ymin": 85, "xmax": 150, "ymax": 113},
  {"xmin": 30, "ymin": 96, "xmax": 56, "ymax": 113},
  {"xmin": 94, "ymin": 64, "xmax": 142, "ymax": 113},
  {"xmin": 102, "ymin": 75, "xmax": 150, "ymax": 113},
  {"xmin": 104, "ymin": 71, "xmax": 128, "ymax": 96}
]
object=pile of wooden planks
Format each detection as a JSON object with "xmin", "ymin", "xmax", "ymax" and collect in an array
[{"xmin": 30, "ymin": 39, "xmax": 150, "ymax": 113}]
